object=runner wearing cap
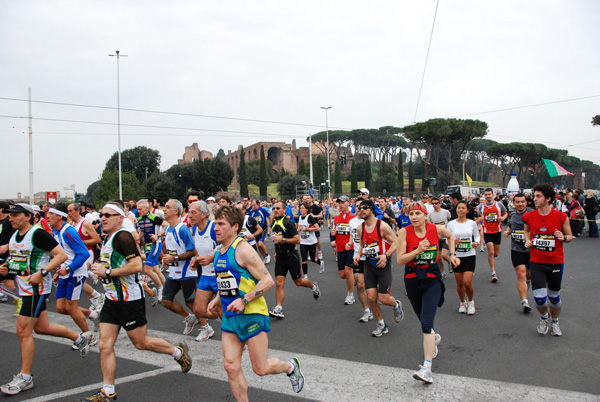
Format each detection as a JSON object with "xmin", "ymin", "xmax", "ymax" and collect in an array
[
  {"xmin": 0, "ymin": 201, "xmax": 22, "ymax": 317},
  {"xmin": 331, "ymin": 195, "xmax": 357, "ymax": 305}
]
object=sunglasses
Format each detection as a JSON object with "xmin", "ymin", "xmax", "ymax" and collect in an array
[
  {"xmin": 358, "ymin": 205, "xmax": 371, "ymax": 211},
  {"xmin": 100, "ymin": 213, "xmax": 120, "ymax": 218},
  {"xmin": 432, "ymin": 202, "xmax": 439, "ymax": 205}
]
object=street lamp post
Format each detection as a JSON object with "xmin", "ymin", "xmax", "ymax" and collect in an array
[
  {"xmin": 321, "ymin": 106, "xmax": 332, "ymax": 199},
  {"xmin": 109, "ymin": 50, "xmax": 127, "ymax": 200}
]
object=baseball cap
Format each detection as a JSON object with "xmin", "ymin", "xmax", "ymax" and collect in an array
[
  {"xmin": 0, "ymin": 201, "xmax": 11, "ymax": 211},
  {"xmin": 359, "ymin": 188, "xmax": 370, "ymax": 195},
  {"xmin": 206, "ymin": 197, "xmax": 216, "ymax": 202},
  {"xmin": 4, "ymin": 203, "xmax": 34, "ymax": 215},
  {"xmin": 337, "ymin": 195, "xmax": 350, "ymax": 202}
]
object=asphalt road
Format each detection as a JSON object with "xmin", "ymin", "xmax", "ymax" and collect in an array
[{"xmin": 1, "ymin": 233, "xmax": 599, "ymax": 401}]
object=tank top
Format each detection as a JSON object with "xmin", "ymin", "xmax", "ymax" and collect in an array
[
  {"xmin": 479, "ymin": 201, "xmax": 503, "ymax": 233},
  {"xmin": 405, "ymin": 223, "xmax": 440, "ymax": 269},
  {"xmin": 100, "ymin": 228, "xmax": 144, "ymax": 301},
  {"xmin": 297, "ymin": 214, "xmax": 317, "ymax": 245},
  {"xmin": 8, "ymin": 226, "xmax": 52, "ymax": 296},
  {"xmin": 73, "ymin": 218, "xmax": 94, "ymax": 251},
  {"xmin": 192, "ymin": 220, "xmax": 218, "ymax": 277},
  {"xmin": 360, "ymin": 219, "xmax": 390, "ymax": 259}
]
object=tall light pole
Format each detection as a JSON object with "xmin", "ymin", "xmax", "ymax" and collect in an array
[
  {"xmin": 308, "ymin": 134, "xmax": 314, "ymax": 191},
  {"xmin": 321, "ymin": 106, "xmax": 332, "ymax": 199},
  {"xmin": 109, "ymin": 50, "xmax": 127, "ymax": 199}
]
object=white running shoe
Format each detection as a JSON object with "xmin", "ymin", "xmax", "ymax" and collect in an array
[
  {"xmin": 413, "ymin": 365, "xmax": 433, "ymax": 383},
  {"xmin": 467, "ymin": 300, "xmax": 476, "ymax": 315},
  {"xmin": 88, "ymin": 333, "xmax": 98, "ymax": 347},
  {"xmin": 550, "ymin": 321, "xmax": 562, "ymax": 336},
  {"xmin": 319, "ymin": 260, "xmax": 325, "ymax": 274},
  {"xmin": 287, "ymin": 357, "xmax": 304, "ymax": 393},
  {"xmin": 157, "ymin": 287, "xmax": 163, "ymax": 303},
  {"xmin": 371, "ymin": 322, "xmax": 389, "ymax": 337},
  {"xmin": 90, "ymin": 294, "xmax": 105, "ymax": 311},
  {"xmin": 75, "ymin": 331, "xmax": 93, "ymax": 357},
  {"xmin": 393, "ymin": 300, "xmax": 404, "ymax": 323},
  {"xmin": 537, "ymin": 317, "xmax": 549, "ymax": 335},
  {"xmin": 183, "ymin": 314, "xmax": 199, "ymax": 335},
  {"xmin": 263, "ymin": 254, "xmax": 271, "ymax": 264},
  {"xmin": 433, "ymin": 333, "xmax": 441, "ymax": 359},
  {"xmin": 359, "ymin": 310, "xmax": 374, "ymax": 322},
  {"xmin": 195, "ymin": 324, "xmax": 215, "ymax": 342},
  {"xmin": 522, "ymin": 299, "xmax": 531, "ymax": 314},
  {"xmin": 317, "ymin": 251, "xmax": 323, "ymax": 261},
  {"xmin": 149, "ymin": 287, "xmax": 159, "ymax": 307},
  {"xmin": 344, "ymin": 294, "xmax": 355, "ymax": 305},
  {"xmin": 269, "ymin": 306, "xmax": 284, "ymax": 318},
  {"xmin": 0, "ymin": 373, "xmax": 34, "ymax": 395},
  {"xmin": 89, "ymin": 313, "xmax": 100, "ymax": 332},
  {"xmin": 312, "ymin": 281, "xmax": 321, "ymax": 300},
  {"xmin": 459, "ymin": 302, "xmax": 467, "ymax": 314}
]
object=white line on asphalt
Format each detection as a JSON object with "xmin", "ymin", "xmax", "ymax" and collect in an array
[{"xmin": 1, "ymin": 306, "xmax": 598, "ymax": 402}]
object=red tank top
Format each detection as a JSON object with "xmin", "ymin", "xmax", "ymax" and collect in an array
[
  {"xmin": 480, "ymin": 202, "xmax": 503, "ymax": 233},
  {"xmin": 405, "ymin": 223, "xmax": 440, "ymax": 269},
  {"xmin": 74, "ymin": 219, "xmax": 94, "ymax": 250},
  {"xmin": 360, "ymin": 219, "xmax": 389, "ymax": 258}
]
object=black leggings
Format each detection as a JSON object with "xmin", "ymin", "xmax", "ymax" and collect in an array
[
  {"xmin": 299, "ymin": 244, "xmax": 320, "ymax": 275},
  {"xmin": 404, "ymin": 276, "xmax": 442, "ymax": 334}
]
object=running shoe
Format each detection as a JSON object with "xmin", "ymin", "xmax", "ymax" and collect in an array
[
  {"xmin": 269, "ymin": 306, "xmax": 284, "ymax": 318},
  {"xmin": 175, "ymin": 341, "xmax": 192, "ymax": 373},
  {"xmin": 89, "ymin": 313, "xmax": 100, "ymax": 332},
  {"xmin": 75, "ymin": 331, "xmax": 93, "ymax": 357},
  {"xmin": 317, "ymin": 251, "xmax": 323, "ymax": 261},
  {"xmin": 81, "ymin": 389, "xmax": 117, "ymax": 401},
  {"xmin": 344, "ymin": 294, "xmax": 355, "ymax": 305},
  {"xmin": 183, "ymin": 314, "xmax": 199, "ymax": 335},
  {"xmin": 91, "ymin": 294, "xmax": 105, "ymax": 311},
  {"xmin": 89, "ymin": 333, "xmax": 98, "ymax": 347},
  {"xmin": 149, "ymin": 287, "xmax": 159, "ymax": 307},
  {"xmin": 413, "ymin": 365, "xmax": 433, "ymax": 384},
  {"xmin": 491, "ymin": 273, "xmax": 498, "ymax": 283},
  {"xmin": 319, "ymin": 260, "xmax": 325, "ymax": 274},
  {"xmin": 312, "ymin": 281, "xmax": 321, "ymax": 300},
  {"xmin": 550, "ymin": 321, "xmax": 562, "ymax": 336},
  {"xmin": 433, "ymin": 333, "xmax": 441, "ymax": 359},
  {"xmin": 157, "ymin": 287, "xmax": 163, "ymax": 303},
  {"xmin": 195, "ymin": 324, "xmax": 215, "ymax": 342},
  {"xmin": 393, "ymin": 300, "xmax": 404, "ymax": 323},
  {"xmin": 467, "ymin": 300, "xmax": 476, "ymax": 315},
  {"xmin": 537, "ymin": 317, "xmax": 549, "ymax": 335},
  {"xmin": 263, "ymin": 254, "xmax": 271, "ymax": 264},
  {"xmin": 442, "ymin": 272, "xmax": 447, "ymax": 279},
  {"xmin": 522, "ymin": 299, "xmax": 531, "ymax": 314},
  {"xmin": 0, "ymin": 293, "xmax": 8, "ymax": 302},
  {"xmin": 459, "ymin": 302, "xmax": 467, "ymax": 314},
  {"xmin": 287, "ymin": 357, "xmax": 304, "ymax": 393},
  {"xmin": 13, "ymin": 298, "xmax": 22, "ymax": 317},
  {"xmin": 359, "ymin": 310, "xmax": 374, "ymax": 322},
  {"xmin": 0, "ymin": 374, "xmax": 34, "ymax": 395},
  {"xmin": 88, "ymin": 270, "xmax": 99, "ymax": 286},
  {"xmin": 371, "ymin": 322, "xmax": 389, "ymax": 337},
  {"xmin": 449, "ymin": 267, "xmax": 453, "ymax": 274}
]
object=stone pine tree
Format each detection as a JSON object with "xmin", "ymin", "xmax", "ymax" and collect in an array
[
  {"xmin": 408, "ymin": 160, "xmax": 415, "ymax": 193},
  {"xmin": 238, "ymin": 146, "xmax": 248, "ymax": 197},
  {"xmin": 397, "ymin": 152, "xmax": 404, "ymax": 195},
  {"xmin": 364, "ymin": 159, "xmax": 372, "ymax": 189},
  {"xmin": 334, "ymin": 160, "xmax": 343, "ymax": 195},
  {"xmin": 350, "ymin": 160, "xmax": 358, "ymax": 194},
  {"xmin": 259, "ymin": 145, "xmax": 268, "ymax": 198}
]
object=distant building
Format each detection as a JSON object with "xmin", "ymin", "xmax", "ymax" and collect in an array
[{"xmin": 178, "ymin": 143, "xmax": 214, "ymax": 165}]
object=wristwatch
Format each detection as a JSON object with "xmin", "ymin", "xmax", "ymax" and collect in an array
[
  {"xmin": 174, "ymin": 255, "xmax": 180, "ymax": 262},
  {"xmin": 384, "ymin": 253, "xmax": 390, "ymax": 259},
  {"xmin": 241, "ymin": 296, "xmax": 249, "ymax": 305},
  {"xmin": 105, "ymin": 268, "xmax": 112, "ymax": 278},
  {"xmin": 40, "ymin": 268, "xmax": 49, "ymax": 277}
]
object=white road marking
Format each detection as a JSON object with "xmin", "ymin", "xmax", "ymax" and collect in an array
[{"xmin": 1, "ymin": 306, "xmax": 597, "ymax": 402}]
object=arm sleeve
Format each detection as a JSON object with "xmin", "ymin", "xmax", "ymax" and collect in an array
[
  {"xmin": 308, "ymin": 216, "xmax": 318, "ymax": 225},
  {"xmin": 113, "ymin": 231, "xmax": 141, "ymax": 260},
  {"xmin": 179, "ymin": 226, "xmax": 196, "ymax": 252},
  {"xmin": 151, "ymin": 215, "xmax": 164, "ymax": 226},
  {"xmin": 63, "ymin": 226, "xmax": 90, "ymax": 268},
  {"xmin": 32, "ymin": 229, "xmax": 60, "ymax": 252}
]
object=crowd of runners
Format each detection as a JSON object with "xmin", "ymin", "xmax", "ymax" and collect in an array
[{"xmin": 0, "ymin": 183, "xmax": 596, "ymax": 400}]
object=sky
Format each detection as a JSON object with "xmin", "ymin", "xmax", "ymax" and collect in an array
[{"xmin": 1, "ymin": 1, "xmax": 599, "ymax": 199}]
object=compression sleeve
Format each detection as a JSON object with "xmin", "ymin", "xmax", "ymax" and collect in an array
[
  {"xmin": 113, "ymin": 231, "xmax": 141, "ymax": 260},
  {"xmin": 32, "ymin": 229, "xmax": 60, "ymax": 252}
]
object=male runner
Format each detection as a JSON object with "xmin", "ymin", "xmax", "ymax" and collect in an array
[
  {"xmin": 0, "ymin": 201, "xmax": 21, "ymax": 316},
  {"xmin": 189, "ymin": 201, "xmax": 219, "ymax": 342},
  {"xmin": 48, "ymin": 204, "xmax": 100, "ymax": 341},
  {"xmin": 303, "ymin": 194, "xmax": 324, "ymax": 260},
  {"xmin": 428, "ymin": 197, "xmax": 452, "ymax": 277},
  {"xmin": 503, "ymin": 193, "xmax": 533, "ymax": 313},
  {"xmin": 347, "ymin": 198, "xmax": 373, "ymax": 322},
  {"xmin": 0, "ymin": 204, "xmax": 92, "ymax": 396},
  {"xmin": 85, "ymin": 201, "xmax": 191, "ymax": 401},
  {"xmin": 137, "ymin": 199, "xmax": 166, "ymax": 301},
  {"xmin": 331, "ymin": 195, "xmax": 356, "ymax": 305},
  {"xmin": 353, "ymin": 199, "xmax": 404, "ymax": 337},
  {"xmin": 236, "ymin": 204, "xmax": 263, "ymax": 252},
  {"xmin": 159, "ymin": 199, "xmax": 199, "ymax": 335},
  {"xmin": 249, "ymin": 199, "xmax": 271, "ymax": 264},
  {"xmin": 206, "ymin": 205, "xmax": 304, "ymax": 401},
  {"xmin": 476, "ymin": 188, "xmax": 508, "ymax": 282},
  {"xmin": 523, "ymin": 184, "xmax": 572, "ymax": 336},
  {"xmin": 269, "ymin": 201, "xmax": 321, "ymax": 318}
]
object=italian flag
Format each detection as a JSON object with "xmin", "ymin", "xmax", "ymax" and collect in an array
[{"xmin": 542, "ymin": 159, "xmax": 573, "ymax": 177}]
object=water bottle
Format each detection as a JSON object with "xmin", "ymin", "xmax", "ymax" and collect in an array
[{"xmin": 506, "ymin": 173, "xmax": 520, "ymax": 195}]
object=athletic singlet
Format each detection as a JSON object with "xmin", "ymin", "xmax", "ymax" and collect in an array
[
  {"xmin": 213, "ymin": 237, "xmax": 269, "ymax": 317},
  {"xmin": 191, "ymin": 220, "xmax": 218, "ymax": 277},
  {"xmin": 522, "ymin": 209, "xmax": 568, "ymax": 264},
  {"xmin": 238, "ymin": 215, "xmax": 258, "ymax": 246},
  {"xmin": 405, "ymin": 223, "xmax": 440, "ymax": 269},
  {"xmin": 446, "ymin": 219, "xmax": 479, "ymax": 258},
  {"xmin": 100, "ymin": 228, "xmax": 144, "ymax": 301},
  {"xmin": 360, "ymin": 219, "xmax": 390, "ymax": 258},
  {"xmin": 334, "ymin": 213, "xmax": 355, "ymax": 252},
  {"xmin": 349, "ymin": 216, "xmax": 365, "ymax": 259},
  {"xmin": 8, "ymin": 226, "xmax": 52, "ymax": 296},
  {"xmin": 72, "ymin": 218, "xmax": 94, "ymax": 251},
  {"xmin": 478, "ymin": 201, "xmax": 504, "ymax": 233},
  {"xmin": 297, "ymin": 214, "xmax": 318, "ymax": 245},
  {"xmin": 53, "ymin": 222, "xmax": 89, "ymax": 279},
  {"xmin": 163, "ymin": 222, "xmax": 196, "ymax": 280}
]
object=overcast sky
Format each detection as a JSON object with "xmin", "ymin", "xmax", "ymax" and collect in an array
[{"xmin": 1, "ymin": 1, "xmax": 599, "ymax": 199}]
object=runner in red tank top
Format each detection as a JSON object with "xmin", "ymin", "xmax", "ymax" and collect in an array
[
  {"xmin": 353, "ymin": 199, "xmax": 402, "ymax": 338},
  {"xmin": 396, "ymin": 202, "xmax": 460, "ymax": 384},
  {"xmin": 330, "ymin": 195, "xmax": 356, "ymax": 305},
  {"xmin": 475, "ymin": 188, "xmax": 508, "ymax": 283}
]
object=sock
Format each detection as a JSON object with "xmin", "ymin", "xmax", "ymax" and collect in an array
[
  {"xmin": 75, "ymin": 334, "xmax": 83, "ymax": 344},
  {"xmin": 88, "ymin": 310, "xmax": 98, "ymax": 319},
  {"xmin": 423, "ymin": 360, "xmax": 432, "ymax": 370},
  {"xmin": 20, "ymin": 373, "xmax": 32, "ymax": 381},
  {"xmin": 173, "ymin": 346, "xmax": 182, "ymax": 359},
  {"xmin": 521, "ymin": 299, "xmax": 528, "ymax": 304},
  {"xmin": 287, "ymin": 362, "xmax": 294, "ymax": 375},
  {"xmin": 365, "ymin": 309, "xmax": 370, "ymax": 313},
  {"xmin": 158, "ymin": 286, "xmax": 163, "ymax": 292},
  {"xmin": 378, "ymin": 319, "xmax": 385, "ymax": 326},
  {"xmin": 552, "ymin": 318, "xmax": 559, "ymax": 323},
  {"xmin": 491, "ymin": 272, "xmax": 496, "ymax": 276},
  {"xmin": 103, "ymin": 384, "xmax": 115, "ymax": 395},
  {"xmin": 275, "ymin": 305, "xmax": 282, "ymax": 310},
  {"xmin": 541, "ymin": 314, "xmax": 548, "ymax": 320},
  {"xmin": 348, "ymin": 292, "xmax": 353, "ymax": 297},
  {"xmin": 91, "ymin": 290, "xmax": 101, "ymax": 298}
]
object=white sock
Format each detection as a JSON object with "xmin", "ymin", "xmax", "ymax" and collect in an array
[
  {"xmin": 364, "ymin": 309, "xmax": 370, "ymax": 313},
  {"xmin": 88, "ymin": 310, "xmax": 98, "ymax": 319},
  {"xmin": 20, "ymin": 373, "xmax": 32, "ymax": 381},
  {"xmin": 378, "ymin": 320, "xmax": 385, "ymax": 326},
  {"xmin": 287, "ymin": 362, "xmax": 294, "ymax": 374},
  {"xmin": 103, "ymin": 384, "xmax": 115, "ymax": 395},
  {"xmin": 91, "ymin": 290, "xmax": 101, "ymax": 298},
  {"xmin": 75, "ymin": 334, "xmax": 83, "ymax": 344},
  {"xmin": 423, "ymin": 360, "xmax": 432, "ymax": 370},
  {"xmin": 173, "ymin": 346, "xmax": 182, "ymax": 359}
]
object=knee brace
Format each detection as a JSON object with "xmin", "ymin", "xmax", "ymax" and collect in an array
[
  {"xmin": 533, "ymin": 288, "xmax": 548, "ymax": 307},
  {"xmin": 548, "ymin": 289, "xmax": 562, "ymax": 308}
]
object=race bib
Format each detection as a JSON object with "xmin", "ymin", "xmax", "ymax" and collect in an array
[
  {"xmin": 300, "ymin": 230, "xmax": 310, "ymax": 239},
  {"xmin": 363, "ymin": 242, "xmax": 379, "ymax": 257},
  {"xmin": 511, "ymin": 230, "xmax": 525, "ymax": 242},
  {"xmin": 533, "ymin": 234, "xmax": 556, "ymax": 251},
  {"xmin": 217, "ymin": 274, "xmax": 239, "ymax": 298},
  {"xmin": 485, "ymin": 212, "xmax": 498, "ymax": 222},
  {"xmin": 336, "ymin": 223, "xmax": 350, "ymax": 235},
  {"xmin": 352, "ymin": 229, "xmax": 360, "ymax": 243},
  {"xmin": 7, "ymin": 256, "xmax": 27, "ymax": 275},
  {"xmin": 238, "ymin": 227, "xmax": 248, "ymax": 237},
  {"xmin": 456, "ymin": 238, "xmax": 472, "ymax": 252},
  {"xmin": 414, "ymin": 245, "xmax": 438, "ymax": 265}
]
